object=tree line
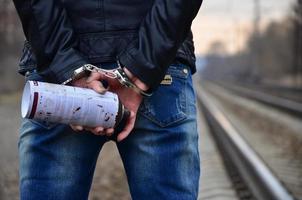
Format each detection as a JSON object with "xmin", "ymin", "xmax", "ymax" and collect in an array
[{"xmin": 201, "ymin": 0, "xmax": 302, "ymax": 87}]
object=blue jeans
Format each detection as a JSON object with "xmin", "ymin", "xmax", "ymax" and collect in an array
[{"xmin": 19, "ymin": 63, "xmax": 200, "ymax": 200}]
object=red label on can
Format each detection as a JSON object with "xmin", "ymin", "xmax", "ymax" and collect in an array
[{"xmin": 29, "ymin": 92, "xmax": 39, "ymax": 119}]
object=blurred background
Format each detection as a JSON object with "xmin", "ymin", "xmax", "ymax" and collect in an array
[
  {"xmin": 192, "ymin": 0, "xmax": 301, "ymax": 86},
  {"xmin": 1, "ymin": 0, "xmax": 299, "ymax": 92},
  {"xmin": 0, "ymin": 0, "xmax": 301, "ymax": 199}
]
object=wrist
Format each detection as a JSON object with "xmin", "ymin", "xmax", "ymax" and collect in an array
[
  {"xmin": 115, "ymin": 60, "xmax": 153, "ymax": 97},
  {"xmin": 123, "ymin": 67, "xmax": 149, "ymax": 92}
]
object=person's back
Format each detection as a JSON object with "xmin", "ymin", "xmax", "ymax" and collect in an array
[
  {"xmin": 15, "ymin": 0, "xmax": 198, "ymax": 86},
  {"xmin": 13, "ymin": 0, "xmax": 203, "ymax": 199}
]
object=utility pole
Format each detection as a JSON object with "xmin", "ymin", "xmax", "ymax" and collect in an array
[
  {"xmin": 253, "ymin": 0, "xmax": 261, "ymax": 35},
  {"xmin": 251, "ymin": 0, "xmax": 261, "ymax": 82}
]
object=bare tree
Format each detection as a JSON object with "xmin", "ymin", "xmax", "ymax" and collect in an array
[{"xmin": 293, "ymin": 0, "xmax": 302, "ymax": 86}]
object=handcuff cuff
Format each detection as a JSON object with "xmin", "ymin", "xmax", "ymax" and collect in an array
[{"xmin": 62, "ymin": 61, "xmax": 153, "ymax": 97}]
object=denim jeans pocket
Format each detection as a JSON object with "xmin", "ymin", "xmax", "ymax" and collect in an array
[{"xmin": 139, "ymin": 64, "xmax": 189, "ymax": 127}]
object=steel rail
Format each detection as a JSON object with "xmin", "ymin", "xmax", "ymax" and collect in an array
[
  {"xmin": 213, "ymin": 81, "xmax": 302, "ymax": 116},
  {"xmin": 196, "ymin": 84, "xmax": 294, "ymax": 200}
]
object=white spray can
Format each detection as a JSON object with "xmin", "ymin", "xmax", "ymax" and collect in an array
[{"xmin": 21, "ymin": 81, "xmax": 129, "ymax": 128}]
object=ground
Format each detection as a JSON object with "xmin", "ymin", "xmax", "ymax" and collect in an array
[{"xmin": 0, "ymin": 92, "xmax": 130, "ymax": 200}]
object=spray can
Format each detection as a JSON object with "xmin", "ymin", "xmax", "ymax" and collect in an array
[{"xmin": 21, "ymin": 81, "xmax": 129, "ymax": 128}]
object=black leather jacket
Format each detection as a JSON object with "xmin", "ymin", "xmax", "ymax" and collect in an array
[{"xmin": 13, "ymin": 0, "xmax": 202, "ymax": 89}]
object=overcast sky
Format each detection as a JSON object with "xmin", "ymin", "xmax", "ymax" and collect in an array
[{"xmin": 192, "ymin": 0, "xmax": 295, "ymax": 54}]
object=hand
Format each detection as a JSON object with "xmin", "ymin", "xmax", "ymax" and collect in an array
[
  {"xmin": 90, "ymin": 67, "xmax": 148, "ymax": 142},
  {"xmin": 69, "ymin": 71, "xmax": 115, "ymax": 136}
]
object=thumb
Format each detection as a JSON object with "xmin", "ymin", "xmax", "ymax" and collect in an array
[
  {"xmin": 117, "ymin": 111, "xmax": 136, "ymax": 142},
  {"xmin": 89, "ymin": 81, "xmax": 108, "ymax": 94},
  {"xmin": 86, "ymin": 71, "xmax": 102, "ymax": 83}
]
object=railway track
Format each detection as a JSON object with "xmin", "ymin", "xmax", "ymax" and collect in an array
[
  {"xmin": 231, "ymin": 83, "xmax": 302, "ymax": 102},
  {"xmin": 195, "ymin": 82, "xmax": 296, "ymax": 200},
  {"xmin": 210, "ymin": 81, "xmax": 302, "ymax": 117}
]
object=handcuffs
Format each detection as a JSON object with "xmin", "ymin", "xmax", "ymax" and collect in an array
[{"xmin": 62, "ymin": 61, "xmax": 152, "ymax": 97}]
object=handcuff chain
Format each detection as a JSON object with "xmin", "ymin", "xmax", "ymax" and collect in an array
[
  {"xmin": 83, "ymin": 64, "xmax": 152, "ymax": 97},
  {"xmin": 84, "ymin": 64, "xmax": 118, "ymax": 79}
]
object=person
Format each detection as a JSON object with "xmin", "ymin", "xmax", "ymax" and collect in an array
[{"xmin": 13, "ymin": 0, "xmax": 203, "ymax": 199}]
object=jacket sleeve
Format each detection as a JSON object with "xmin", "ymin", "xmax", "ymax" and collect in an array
[
  {"xmin": 118, "ymin": 0, "xmax": 203, "ymax": 89},
  {"xmin": 13, "ymin": 0, "xmax": 87, "ymax": 83}
]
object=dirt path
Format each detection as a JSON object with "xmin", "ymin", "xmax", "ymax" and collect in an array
[
  {"xmin": 0, "ymin": 94, "xmax": 20, "ymax": 199},
  {"xmin": 0, "ymin": 93, "xmax": 130, "ymax": 200}
]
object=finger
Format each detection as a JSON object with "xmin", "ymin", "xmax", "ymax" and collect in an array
[
  {"xmin": 88, "ymin": 70, "xmax": 117, "ymax": 89},
  {"xmin": 86, "ymin": 71, "xmax": 102, "ymax": 83},
  {"xmin": 89, "ymin": 81, "xmax": 108, "ymax": 94},
  {"xmin": 117, "ymin": 111, "xmax": 136, "ymax": 142},
  {"xmin": 89, "ymin": 126, "xmax": 105, "ymax": 135},
  {"xmin": 71, "ymin": 77, "xmax": 87, "ymax": 88},
  {"xmin": 70, "ymin": 124, "xmax": 84, "ymax": 132},
  {"xmin": 105, "ymin": 128, "xmax": 114, "ymax": 137},
  {"xmin": 82, "ymin": 126, "xmax": 105, "ymax": 135}
]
